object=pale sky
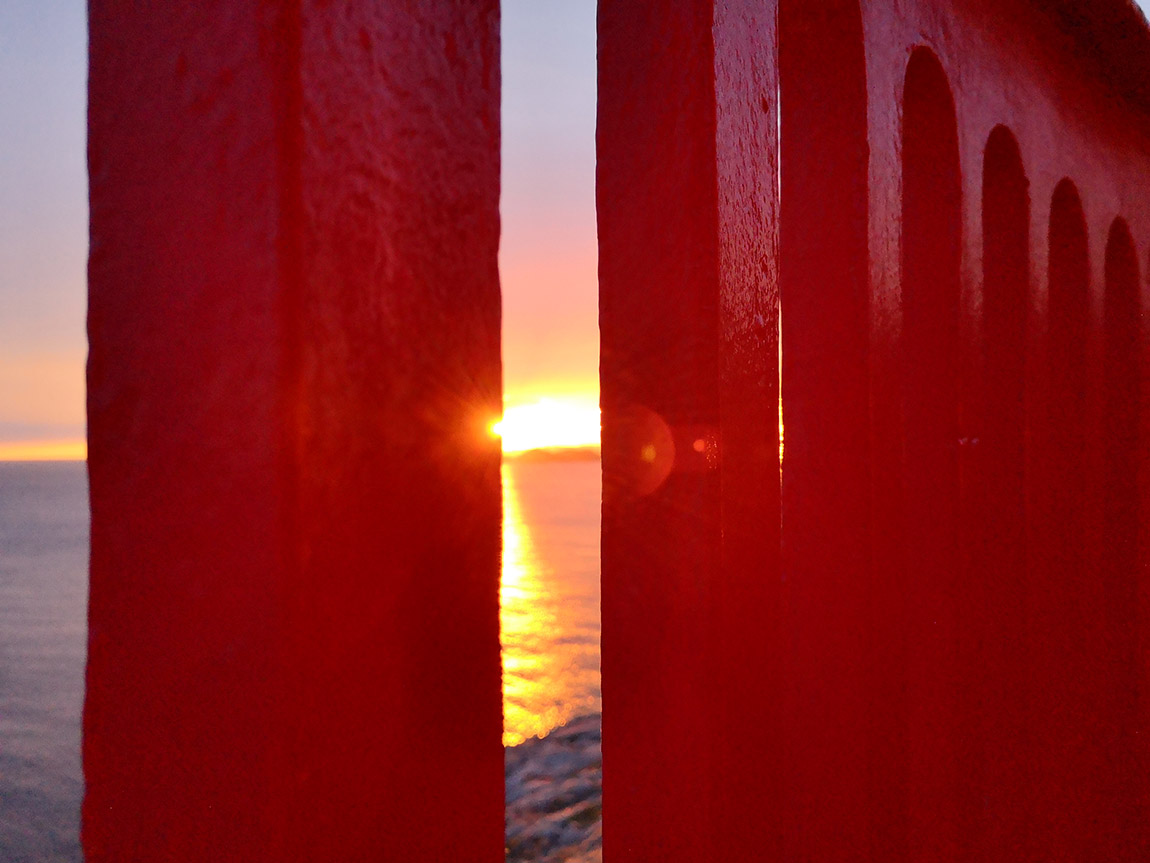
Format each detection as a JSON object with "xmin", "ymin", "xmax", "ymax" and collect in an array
[
  {"xmin": 0, "ymin": 0, "xmax": 88, "ymax": 450},
  {"xmin": 501, "ymin": 1, "xmax": 599, "ymax": 415},
  {"xmin": 2, "ymin": 2, "xmax": 1150, "ymax": 455},
  {"xmin": 0, "ymin": 0, "xmax": 599, "ymax": 456}
]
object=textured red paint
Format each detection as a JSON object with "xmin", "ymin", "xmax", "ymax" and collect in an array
[
  {"xmin": 599, "ymin": 1, "xmax": 1150, "ymax": 860},
  {"xmin": 85, "ymin": 3, "xmax": 502, "ymax": 860},
  {"xmin": 971, "ymin": 124, "xmax": 1031, "ymax": 857},
  {"xmin": 778, "ymin": 3, "xmax": 872, "ymax": 858},
  {"xmin": 598, "ymin": 5, "xmax": 722, "ymax": 859},
  {"xmin": 899, "ymin": 46, "xmax": 965, "ymax": 861},
  {"xmin": 1031, "ymin": 178, "xmax": 1092, "ymax": 860}
]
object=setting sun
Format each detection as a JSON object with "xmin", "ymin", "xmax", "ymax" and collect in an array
[{"xmin": 492, "ymin": 398, "xmax": 600, "ymax": 453}]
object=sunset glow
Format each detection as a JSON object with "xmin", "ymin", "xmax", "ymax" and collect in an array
[
  {"xmin": 500, "ymin": 463, "xmax": 559, "ymax": 744},
  {"xmin": 500, "ymin": 461, "xmax": 600, "ymax": 746},
  {"xmin": 0, "ymin": 440, "xmax": 86, "ymax": 462},
  {"xmin": 492, "ymin": 398, "xmax": 600, "ymax": 453}
]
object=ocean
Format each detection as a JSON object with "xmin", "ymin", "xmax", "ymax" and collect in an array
[
  {"xmin": 0, "ymin": 458, "xmax": 602, "ymax": 858},
  {"xmin": 0, "ymin": 462, "xmax": 88, "ymax": 862},
  {"xmin": 501, "ymin": 459, "xmax": 602, "ymax": 745}
]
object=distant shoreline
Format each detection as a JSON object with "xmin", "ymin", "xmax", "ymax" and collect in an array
[
  {"xmin": 0, "ymin": 458, "xmax": 86, "ymax": 466},
  {"xmin": 504, "ymin": 445, "xmax": 600, "ymax": 463}
]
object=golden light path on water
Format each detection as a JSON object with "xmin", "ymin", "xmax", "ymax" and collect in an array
[{"xmin": 500, "ymin": 461, "xmax": 601, "ymax": 746}]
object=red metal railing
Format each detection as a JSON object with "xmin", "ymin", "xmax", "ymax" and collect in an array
[{"xmin": 600, "ymin": 1, "xmax": 1150, "ymax": 860}]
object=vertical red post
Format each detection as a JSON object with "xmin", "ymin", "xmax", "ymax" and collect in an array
[
  {"xmin": 713, "ymin": 4, "xmax": 782, "ymax": 859},
  {"xmin": 599, "ymin": 1, "xmax": 784, "ymax": 858},
  {"xmin": 777, "ymin": 2, "xmax": 872, "ymax": 859},
  {"xmin": 598, "ymin": 4, "xmax": 723, "ymax": 859},
  {"xmin": 85, "ymin": 3, "xmax": 503, "ymax": 860}
]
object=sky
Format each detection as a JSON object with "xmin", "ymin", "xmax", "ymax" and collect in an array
[
  {"xmin": 0, "ymin": 0, "xmax": 599, "ymax": 459},
  {"xmin": 0, "ymin": 1, "xmax": 88, "ymax": 458},
  {"xmin": 4, "ymin": 2, "xmax": 1150, "ymax": 458},
  {"xmin": 501, "ymin": 2, "xmax": 600, "ymax": 420}
]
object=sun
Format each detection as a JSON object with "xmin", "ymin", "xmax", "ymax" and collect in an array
[{"xmin": 491, "ymin": 398, "xmax": 600, "ymax": 453}]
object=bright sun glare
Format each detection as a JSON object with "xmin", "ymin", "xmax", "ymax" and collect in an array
[{"xmin": 492, "ymin": 399, "xmax": 600, "ymax": 453}]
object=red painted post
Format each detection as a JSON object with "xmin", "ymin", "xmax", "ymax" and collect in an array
[
  {"xmin": 598, "ymin": 2, "xmax": 784, "ymax": 858},
  {"xmin": 778, "ymin": 3, "xmax": 872, "ymax": 859},
  {"xmin": 712, "ymin": 3, "xmax": 784, "ymax": 859},
  {"xmin": 598, "ymin": 5, "xmax": 725, "ymax": 859},
  {"xmin": 85, "ymin": 3, "xmax": 502, "ymax": 860}
]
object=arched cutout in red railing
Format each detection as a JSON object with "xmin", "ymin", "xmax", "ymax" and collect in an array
[
  {"xmin": 974, "ymin": 123, "xmax": 1031, "ymax": 856},
  {"xmin": 1032, "ymin": 178, "xmax": 1094, "ymax": 859},
  {"xmin": 899, "ymin": 45, "xmax": 963, "ymax": 860},
  {"xmin": 777, "ymin": 2, "xmax": 871, "ymax": 859},
  {"xmin": 597, "ymin": 5, "xmax": 725, "ymax": 859},
  {"xmin": 1100, "ymin": 217, "xmax": 1145, "ymax": 858}
]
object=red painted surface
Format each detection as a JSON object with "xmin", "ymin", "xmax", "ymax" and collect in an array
[
  {"xmin": 778, "ymin": 2, "xmax": 872, "ymax": 859},
  {"xmin": 86, "ymin": 0, "xmax": 1150, "ymax": 856},
  {"xmin": 899, "ymin": 47, "xmax": 965, "ymax": 861},
  {"xmin": 599, "ymin": 1, "xmax": 1150, "ymax": 859},
  {"xmin": 85, "ymin": 3, "xmax": 502, "ymax": 860},
  {"xmin": 598, "ymin": 5, "xmax": 722, "ymax": 858},
  {"xmin": 973, "ymin": 124, "xmax": 1031, "ymax": 858},
  {"xmin": 1032, "ymin": 178, "xmax": 1092, "ymax": 861}
]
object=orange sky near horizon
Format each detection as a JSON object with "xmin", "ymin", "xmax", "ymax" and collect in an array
[
  {"xmin": 0, "ymin": 1, "xmax": 599, "ymax": 461},
  {"xmin": 499, "ymin": 2, "xmax": 599, "ymax": 428},
  {"xmin": 13, "ymin": 4, "xmax": 1150, "ymax": 460}
]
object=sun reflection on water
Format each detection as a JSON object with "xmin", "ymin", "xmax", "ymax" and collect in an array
[{"xmin": 501, "ymin": 461, "xmax": 601, "ymax": 746}]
